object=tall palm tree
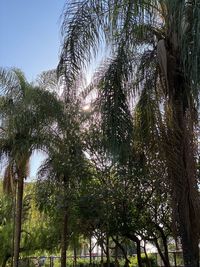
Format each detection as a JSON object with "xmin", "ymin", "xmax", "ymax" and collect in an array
[
  {"xmin": 58, "ymin": 1, "xmax": 200, "ymax": 266},
  {"xmin": 0, "ymin": 68, "xmax": 63, "ymax": 267},
  {"xmin": 37, "ymin": 102, "xmax": 87, "ymax": 267}
]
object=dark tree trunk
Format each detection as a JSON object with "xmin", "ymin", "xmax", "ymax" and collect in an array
[
  {"xmin": 114, "ymin": 236, "xmax": 119, "ymax": 267},
  {"xmin": 112, "ymin": 236, "xmax": 130, "ymax": 267},
  {"xmin": 101, "ymin": 244, "xmax": 104, "ymax": 267},
  {"xmin": 154, "ymin": 238, "xmax": 170, "ymax": 267},
  {"xmin": 162, "ymin": 234, "xmax": 170, "ymax": 267},
  {"xmin": 143, "ymin": 242, "xmax": 151, "ymax": 267},
  {"xmin": 135, "ymin": 237, "xmax": 142, "ymax": 267},
  {"xmin": 173, "ymin": 252, "xmax": 177, "ymax": 267},
  {"xmin": 2, "ymin": 254, "xmax": 10, "ymax": 267},
  {"xmin": 89, "ymin": 235, "xmax": 92, "ymax": 266},
  {"xmin": 13, "ymin": 176, "xmax": 24, "ymax": 267},
  {"xmin": 154, "ymin": 225, "xmax": 170, "ymax": 267},
  {"xmin": 126, "ymin": 234, "xmax": 142, "ymax": 267},
  {"xmin": 166, "ymin": 47, "xmax": 200, "ymax": 267},
  {"xmin": 73, "ymin": 237, "xmax": 77, "ymax": 267},
  {"xmin": 61, "ymin": 208, "xmax": 68, "ymax": 267},
  {"xmin": 106, "ymin": 233, "xmax": 110, "ymax": 267}
]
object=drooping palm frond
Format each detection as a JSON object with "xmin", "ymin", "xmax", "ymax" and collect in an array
[
  {"xmin": 58, "ymin": 0, "xmax": 165, "ymax": 161},
  {"xmin": 58, "ymin": 0, "xmax": 164, "ymax": 80},
  {"xmin": 0, "ymin": 67, "xmax": 65, "ymax": 189},
  {"xmin": 59, "ymin": 0, "xmax": 200, "ymax": 100},
  {"xmin": 37, "ymin": 97, "xmax": 87, "ymax": 184},
  {"xmin": 3, "ymin": 162, "xmax": 15, "ymax": 194},
  {"xmin": 98, "ymin": 51, "xmax": 134, "ymax": 162},
  {"xmin": 58, "ymin": 0, "xmax": 107, "ymax": 94},
  {"xmin": 178, "ymin": 1, "xmax": 200, "ymax": 100}
]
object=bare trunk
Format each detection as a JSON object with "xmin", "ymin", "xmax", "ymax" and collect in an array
[
  {"xmin": 101, "ymin": 245, "xmax": 104, "ymax": 267},
  {"xmin": 13, "ymin": 176, "xmax": 24, "ymax": 267},
  {"xmin": 73, "ymin": 237, "xmax": 77, "ymax": 267},
  {"xmin": 143, "ymin": 242, "xmax": 151, "ymax": 267},
  {"xmin": 112, "ymin": 236, "xmax": 130, "ymax": 266},
  {"xmin": 173, "ymin": 252, "xmax": 177, "ymax": 267},
  {"xmin": 114, "ymin": 236, "xmax": 119, "ymax": 267},
  {"xmin": 89, "ymin": 235, "xmax": 92, "ymax": 266},
  {"xmin": 154, "ymin": 238, "xmax": 170, "ymax": 267},
  {"xmin": 162, "ymin": 235, "xmax": 170, "ymax": 266},
  {"xmin": 170, "ymin": 99, "xmax": 199, "ymax": 267},
  {"xmin": 154, "ymin": 225, "xmax": 170, "ymax": 267},
  {"xmin": 61, "ymin": 208, "xmax": 68, "ymax": 267},
  {"xmin": 166, "ymin": 53, "xmax": 200, "ymax": 267},
  {"xmin": 136, "ymin": 238, "xmax": 142, "ymax": 267},
  {"xmin": 106, "ymin": 233, "xmax": 110, "ymax": 267},
  {"xmin": 126, "ymin": 234, "xmax": 142, "ymax": 267},
  {"xmin": 2, "ymin": 254, "xmax": 10, "ymax": 267}
]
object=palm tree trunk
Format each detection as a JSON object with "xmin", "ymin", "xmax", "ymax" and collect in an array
[
  {"xmin": 166, "ymin": 57, "xmax": 200, "ymax": 267},
  {"xmin": 13, "ymin": 176, "xmax": 24, "ymax": 267},
  {"xmin": 61, "ymin": 208, "xmax": 68, "ymax": 267},
  {"xmin": 168, "ymin": 107, "xmax": 200, "ymax": 267}
]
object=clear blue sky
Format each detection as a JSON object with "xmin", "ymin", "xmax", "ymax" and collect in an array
[
  {"xmin": 0, "ymin": 0, "xmax": 65, "ymax": 179},
  {"xmin": 0, "ymin": 0, "xmax": 65, "ymax": 81}
]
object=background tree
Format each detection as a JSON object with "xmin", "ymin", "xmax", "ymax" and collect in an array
[
  {"xmin": 0, "ymin": 68, "xmax": 63, "ymax": 267},
  {"xmin": 36, "ymin": 101, "xmax": 88, "ymax": 267}
]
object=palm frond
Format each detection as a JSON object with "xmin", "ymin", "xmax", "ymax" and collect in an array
[
  {"xmin": 3, "ymin": 162, "xmax": 15, "ymax": 194},
  {"xmin": 58, "ymin": 0, "xmax": 106, "ymax": 94}
]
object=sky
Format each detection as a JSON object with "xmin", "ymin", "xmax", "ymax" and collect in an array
[
  {"xmin": 0, "ymin": 0, "xmax": 65, "ymax": 81},
  {"xmin": 0, "ymin": 0, "xmax": 66, "ymax": 179}
]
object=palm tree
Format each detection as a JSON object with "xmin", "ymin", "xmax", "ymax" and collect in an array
[
  {"xmin": 0, "ymin": 68, "xmax": 63, "ymax": 267},
  {"xmin": 36, "ymin": 102, "xmax": 87, "ymax": 267},
  {"xmin": 58, "ymin": 1, "xmax": 200, "ymax": 266}
]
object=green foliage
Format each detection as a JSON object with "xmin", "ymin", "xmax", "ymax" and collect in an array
[
  {"xmin": 0, "ymin": 191, "xmax": 13, "ymax": 264},
  {"xmin": 129, "ymin": 254, "xmax": 158, "ymax": 267}
]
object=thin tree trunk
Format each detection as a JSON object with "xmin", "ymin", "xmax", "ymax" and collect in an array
[
  {"xmin": 89, "ymin": 235, "xmax": 92, "ymax": 266},
  {"xmin": 13, "ymin": 176, "xmax": 24, "ymax": 267},
  {"xmin": 161, "ymin": 234, "xmax": 170, "ymax": 267},
  {"xmin": 173, "ymin": 252, "xmax": 177, "ymax": 267},
  {"xmin": 154, "ymin": 238, "xmax": 170, "ymax": 267},
  {"xmin": 101, "ymin": 241, "xmax": 104, "ymax": 267},
  {"xmin": 112, "ymin": 236, "xmax": 130, "ymax": 266},
  {"xmin": 136, "ymin": 238, "xmax": 142, "ymax": 267},
  {"xmin": 74, "ymin": 237, "xmax": 77, "ymax": 267},
  {"xmin": 106, "ymin": 233, "xmax": 110, "ymax": 267},
  {"xmin": 114, "ymin": 236, "xmax": 119, "ymax": 267},
  {"xmin": 126, "ymin": 234, "xmax": 142, "ymax": 267},
  {"xmin": 61, "ymin": 208, "xmax": 68, "ymax": 267},
  {"xmin": 154, "ymin": 225, "xmax": 170, "ymax": 267},
  {"xmin": 143, "ymin": 242, "xmax": 151, "ymax": 267},
  {"xmin": 2, "ymin": 254, "xmax": 10, "ymax": 267}
]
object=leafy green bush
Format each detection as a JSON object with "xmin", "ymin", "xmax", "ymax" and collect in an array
[{"xmin": 129, "ymin": 254, "xmax": 158, "ymax": 267}]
